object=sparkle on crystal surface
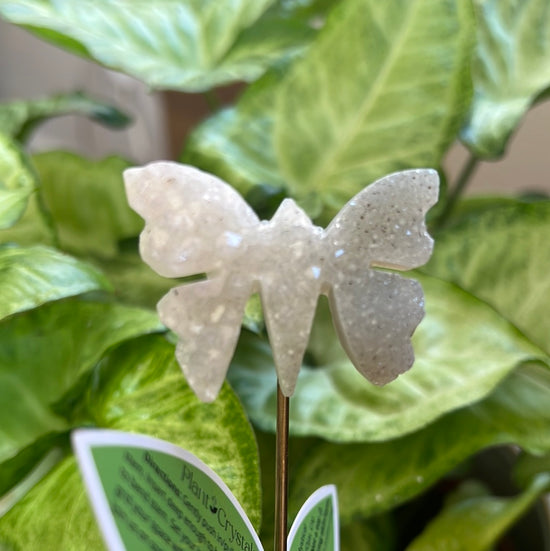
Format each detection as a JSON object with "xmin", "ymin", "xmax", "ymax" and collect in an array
[{"xmin": 124, "ymin": 162, "xmax": 438, "ymax": 402}]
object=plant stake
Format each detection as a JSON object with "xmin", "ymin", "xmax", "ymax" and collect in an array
[{"xmin": 275, "ymin": 384, "xmax": 290, "ymax": 551}]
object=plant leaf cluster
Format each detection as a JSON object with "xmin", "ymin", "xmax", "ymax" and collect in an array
[{"xmin": 1, "ymin": 0, "xmax": 550, "ymax": 548}]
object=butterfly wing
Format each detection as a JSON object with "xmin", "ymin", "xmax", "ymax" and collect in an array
[
  {"xmin": 328, "ymin": 271, "xmax": 425, "ymax": 385},
  {"xmin": 325, "ymin": 169, "xmax": 438, "ymax": 272},
  {"xmin": 324, "ymin": 169, "xmax": 438, "ymax": 384},
  {"xmin": 124, "ymin": 162, "xmax": 259, "ymax": 401},
  {"xmin": 160, "ymin": 276, "xmax": 252, "ymax": 402},
  {"xmin": 124, "ymin": 162, "xmax": 260, "ymax": 278}
]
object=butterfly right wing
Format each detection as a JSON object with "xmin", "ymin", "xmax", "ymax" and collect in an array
[
  {"xmin": 327, "ymin": 270, "xmax": 425, "ymax": 385},
  {"xmin": 324, "ymin": 169, "xmax": 438, "ymax": 385},
  {"xmin": 325, "ymin": 169, "xmax": 438, "ymax": 272}
]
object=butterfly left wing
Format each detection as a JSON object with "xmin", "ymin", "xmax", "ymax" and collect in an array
[
  {"xmin": 323, "ymin": 169, "xmax": 438, "ymax": 385},
  {"xmin": 124, "ymin": 161, "xmax": 260, "ymax": 278},
  {"xmin": 124, "ymin": 162, "xmax": 260, "ymax": 402}
]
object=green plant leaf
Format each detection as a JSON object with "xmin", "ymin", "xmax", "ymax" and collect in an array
[
  {"xmin": 275, "ymin": 0, "xmax": 473, "ymax": 214},
  {"xmin": 32, "ymin": 152, "xmax": 143, "ymax": 258},
  {"xmin": 425, "ymin": 199, "xmax": 550, "ymax": 356},
  {"xmin": 0, "ymin": 335, "xmax": 261, "ymax": 549},
  {"xmin": 181, "ymin": 68, "xmax": 285, "ymax": 196},
  {"xmin": 406, "ymin": 474, "xmax": 550, "ymax": 550},
  {"xmin": 0, "ymin": 0, "xmax": 314, "ymax": 92},
  {"xmin": 461, "ymin": 0, "xmax": 550, "ymax": 158},
  {"xmin": 288, "ymin": 364, "xmax": 550, "ymax": 522},
  {"xmin": 228, "ymin": 274, "xmax": 548, "ymax": 441},
  {"xmin": 221, "ymin": 11, "xmax": 316, "ymax": 78},
  {"xmin": 0, "ymin": 456, "xmax": 105, "ymax": 549},
  {"xmin": 0, "ymin": 191, "xmax": 55, "ymax": 247},
  {"xmin": 0, "ymin": 133, "xmax": 37, "ymax": 230},
  {"xmin": 0, "ymin": 92, "xmax": 130, "ymax": 143},
  {"xmin": 0, "ymin": 299, "xmax": 163, "ymax": 466},
  {"xmin": 0, "ymin": 244, "xmax": 111, "ymax": 321}
]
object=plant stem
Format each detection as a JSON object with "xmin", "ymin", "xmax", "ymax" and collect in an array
[
  {"xmin": 437, "ymin": 154, "xmax": 480, "ymax": 226},
  {"xmin": 274, "ymin": 384, "xmax": 289, "ymax": 551}
]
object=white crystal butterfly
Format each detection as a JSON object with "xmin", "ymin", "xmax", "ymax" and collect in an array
[{"xmin": 124, "ymin": 162, "xmax": 438, "ymax": 402}]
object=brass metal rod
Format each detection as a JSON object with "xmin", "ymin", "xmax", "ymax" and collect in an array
[{"xmin": 274, "ymin": 383, "xmax": 289, "ymax": 551}]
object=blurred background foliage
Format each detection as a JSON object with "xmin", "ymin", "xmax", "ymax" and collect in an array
[{"xmin": 1, "ymin": 0, "xmax": 550, "ymax": 549}]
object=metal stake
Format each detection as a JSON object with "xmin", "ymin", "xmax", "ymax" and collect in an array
[{"xmin": 274, "ymin": 383, "xmax": 289, "ymax": 551}]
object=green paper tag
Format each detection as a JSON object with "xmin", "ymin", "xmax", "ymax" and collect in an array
[
  {"xmin": 72, "ymin": 429, "xmax": 339, "ymax": 551},
  {"xmin": 72, "ymin": 430, "xmax": 262, "ymax": 551},
  {"xmin": 288, "ymin": 486, "xmax": 338, "ymax": 551}
]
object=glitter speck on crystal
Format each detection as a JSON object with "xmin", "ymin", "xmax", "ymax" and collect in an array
[{"xmin": 225, "ymin": 231, "xmax": 243, "ymax": 247}]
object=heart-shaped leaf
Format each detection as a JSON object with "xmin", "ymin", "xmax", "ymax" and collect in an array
[
  {"xmin": 461, "ymin": 0, "xmax": 550, "ymax": 158},
  {"xmin": 0, "ymin": 0, "xmax": 314, "ymax": 92},
  {"xmin": 275, "ymin": 0, "xmax": 473, "ymax": 214},
  {"xmin": 228, "ymin": 274, "xmax": 548, "ymax": 442},
  {"xmin": 0, "ymin": 244, "xmax": 111, "ymax": 321}
]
